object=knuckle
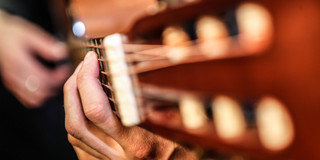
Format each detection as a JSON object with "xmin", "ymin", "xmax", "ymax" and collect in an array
[
  {"xmin": 128, "ymin": 131, "xmax": 158, "ymax": 159},
  {"xmin": 67, "ymin": 134, "xmax": 81, "ymax": 147},
  {"xmin": 84, "ymin": 104, "xmax": 108, "ymax": 124},
  {"xmin": 63, "ymin": 78, "xmax": 74, "ymax": 93},
  {"xmin": 65, "ymin": 120, "xmax": 83, "ymax": 139},
  {"xmin": 133, "ymin": 144, "xmax": 153, "ymax": 159},
  {"xmin": 65, "ymin": 114, "xmax": 86, "ymax": 140}
]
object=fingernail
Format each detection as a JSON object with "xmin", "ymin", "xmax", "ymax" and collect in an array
[{"xmin": 84, "ymin": 51, "xmax": 94, "ymax": 64}]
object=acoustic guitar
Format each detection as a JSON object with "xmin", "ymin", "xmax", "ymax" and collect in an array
[{"xmin": 52, "ymin": 0, "xmax": 320, "ymax": 159}]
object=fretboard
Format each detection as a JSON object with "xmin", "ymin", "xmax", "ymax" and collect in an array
[{"xmin": 82, "ymin": 38, "xmax": 116, "ymax": 111}]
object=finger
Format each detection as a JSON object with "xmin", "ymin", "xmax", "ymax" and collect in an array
[
  {"xmin": 20, "ymin": 48, "xmax": 68, "ymax": 91},
  {"xmin": 1, "ymin": 69, "xmax": 50, "ymax": 107},
  {"xmin": 68, "ymin": 134, "xmax": 107, "ymax": 160},
  {"xmin": 77, "ymin": 51, "xmax": 123, "ymax": 135},
  {"xmin": 73, "ymin": 147, "xmax": 101, "ymax": 160},
  {"xmin": 13, "ymin": 49, "xmax": 59, "ymax": 95},
  {"xmin": 0, "ymin": 58, "xmax": 56, "ymax": 107},
  {"xmin": 77, "ymin": 51, "xmax": 174, "ymax": 159},
  {"xmin": 49, "ymin": 63, "xmax": 72, "ymax": 89},
  {"xmin": 64, "ymin": 62, "xmax": 125, "ymax": 160},
  {"xmin": 68, "ymin": 124, "xmax": 124, "ymax": 160},
  {"xmin": 23, "ymin": 23, "xmax": 68, "ymax": 61}
]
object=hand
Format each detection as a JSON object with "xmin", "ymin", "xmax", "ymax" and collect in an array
[
  {"xmin": 0, "ymin": 10, "xmax": 71, "ymax": 107},
  {"xmin": 63, "ymin": 51, "xmax": 197, "ymax": 159}
]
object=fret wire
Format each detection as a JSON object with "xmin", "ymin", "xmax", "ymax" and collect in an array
[
  {"xmin": 101, "ymin": 83, "xmax": 113, "ymax": 92},
  {"xmin": 87, "ymin": 38, "xmax": 115, "ymax": 111},
  {"xmin": 108, "ymin": 97, "xmax": 116, "ymax": 105},
  {"xmin": 94, "ymin": 39, "xmax": 101, "ymax": 58},
  {"xmin": 100, "ymin": 71, "xmax": 110, "ymax": 77},
  {"xmin": 90, "ymin": 39, "xmax": 94, "ymax": 46}
]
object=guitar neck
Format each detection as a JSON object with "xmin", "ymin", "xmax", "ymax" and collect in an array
[{"xmin": 64, "ymin": 0, "xmax": 320, "ymax": 159}]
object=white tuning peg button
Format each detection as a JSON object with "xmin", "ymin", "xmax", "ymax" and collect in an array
[
  {"xmin": 256, "ymin": 96, "xmax": 295, "ymax": 151},
  {"xmin": 162, "ymin": 26, "xmax": 191, "ymax": 62},
  {"xmin": 212, "ymin": 96, "xmax": 246, "ymax": 140},
  {"xmin": 236, "ymin": 3, "xmax": 273, "ymax": 53},
  {"xmin": 179, "ymin": 95, "xmax": 207, "ymax": 129},
  {"xmin": 196, "ymin": 16, "xmax": 230, "ymax": 57}
]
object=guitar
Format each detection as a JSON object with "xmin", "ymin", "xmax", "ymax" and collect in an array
[{"xmin": 54, "ymin": 0, "xmax": 320, "ymax": 159}]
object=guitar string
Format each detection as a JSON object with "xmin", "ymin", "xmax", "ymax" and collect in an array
[
  {"xmin": 82, "ymin": 36, "xmax": 235, "ymax": 63},
  {"xmin": 81, "ymin": 41, "xmax": 184, "ymax": 77},
  {"xmin": 81, "ymin": 35, "xmax": 244, "ymax": 75}
]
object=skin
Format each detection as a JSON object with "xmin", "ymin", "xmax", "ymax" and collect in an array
[
  {"xmin": 0, "ymin": 10, "xmax": 71, "ymax": 107},
  {"xmin": 63, "ymin": 51, "xmax": 197, "ymax": 159}
]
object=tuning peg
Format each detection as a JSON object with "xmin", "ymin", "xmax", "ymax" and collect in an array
[
  {"xmin": 162, "ymin": 25, "xmax": 191, "ymax": 62},
  {"xmin": 179, "ymin": 95, "xmax": 207, "ymax": 129},
  {"xmin": 256, "ymin": 97, "xmax": 295, "ymax": 151},
  {"xmin": 236, "ymin": 3, "xmax": 273, "ymax": 53},
  {"xmin": 196, "ymin": 16, "xmax": 230, "ymax": 57},
  {"xmin": 212, "ymin": 96, "xmax": 246, "ymax": 140}
]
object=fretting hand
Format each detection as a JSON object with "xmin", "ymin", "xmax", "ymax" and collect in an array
[{"xmin": 63, "ymin": 51, "xmax": 197, "ymax": 159}]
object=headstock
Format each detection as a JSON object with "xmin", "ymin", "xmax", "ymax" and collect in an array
[
  {"xmin": 62, "ymin": 0, "xmax": 320, "ymax": 159},
  {"xmin": 101, "ymin": 0, "xmax": 320, "ymax": 159}
]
